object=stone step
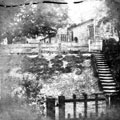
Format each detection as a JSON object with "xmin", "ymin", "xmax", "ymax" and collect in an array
[
  {"xmin": 102, "ymin": 86, "xmax": 116, "ymax": 89},
  {"xmin": 94, "ymin": 55, "xmax": 104, "ymax": 56},
  {"xmin": 99, "ymin": 75, "xmax": 113, "ymax": 77},
  {"xmin": 99, "ymin": 74, "xmax": 112, "ymax": 76},
  {"xmin": 103, "ymin": 90, "xmax": 118, "ymax": 93},
  {"xmin": 101, "ymin": 82, "xmax": 116, "ymax": 85},
  {"xmin": 103, "ymin": 89, "xmax": 117, "ymax": 91},
  {"xmin": 97, "ymin": 65, "xmax": 109, "ymax": 67},
  {"xmin": 95, "ymin": 57, "xmax": 105, "ymax": 60},
  {"xmin": 97, "ymin": 66, "xmax": 109, "ymax": 68},
  {"xmin": 96, "ymin": 61, "xmax": 107, "ymax": 63},
  {"xmin": 97, "ymin": 62, "xmax": 107, "ymax": 64},
  {"xmin": 94, "ymin": 53, "xmax": 104, "ymax": 55},
  {"xmin": 96, "ymin": 57, "xmax": 104, "ymax": 59},
  {"xmin": 99, "ymin": 79, "xmax": 114, "ymax": 82},
  {"xmin": 95, "ymin": 56, "xmax": 104, "ymax": 58},
  {"xmin": 98, "ymin": 71, "xmax": 111, "ymax": 73},
  {"xmin": 95, "ymin": 57, "xmax": 104, "ymax": 59},
  {"xmin": 98, "ymin": 69, "xmax": 111, "ymax": 72},
  {"xmin": 98, "ymin": 68, "xmax": 111, "ymax": 71},
  {"xmin": 96, "ymin": 61, "xmax": 107, "ymax": 62},
  {"xmin": 101, "ymin": 83, "xmax": 116, "ymax": 85},
  {"xmin": 97, "ymin": 63, "xmax": 108, "ymax": 65},
  {"xmin": 95, "ymin": 58, "xmax": 105, "ymax": 59},
  {"xmin": 95, "ymin": 56, "xmax": 104, "ymax": 57},
  {"xmin": 97, "ymin": 62, "xmax": 108, "ymax": 66},
  {"xmin": 97, "ymin": 65, "xmax": 109, "ymax": 68},
  {"xmin": 100, "ymin": 79, "xmax": 114, "ymax": 82},
  {"xmin": 96, "ymin": 60, "xmax": 107, "ymax": 62}
]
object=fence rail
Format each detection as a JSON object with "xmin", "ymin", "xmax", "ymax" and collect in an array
[{"xmin": 6, "ymin": 43, "xmax": 88, "ymax": 54}]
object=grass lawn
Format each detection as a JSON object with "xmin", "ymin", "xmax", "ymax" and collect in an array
[{"xmin": 9, "ymin": 52, "xmax": 101, "ymax": 99}]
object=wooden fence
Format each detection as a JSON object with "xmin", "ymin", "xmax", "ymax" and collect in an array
[
  {"xmin": 46, "ymin": 94, "xmax": 107, "ymax": 120},
  {"xmin": 7, "ymin": 43, "xmax": 88, "ymax": 54}
]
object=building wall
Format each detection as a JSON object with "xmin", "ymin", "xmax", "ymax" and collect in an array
[{"xmin": 70, "ymin": 21, "xmax": 94, "ymax": 46}]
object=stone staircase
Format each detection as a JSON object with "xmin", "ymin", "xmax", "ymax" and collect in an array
[{"xmin": 94, "ymin": 52, "xmax": 119, "ymax": 95}]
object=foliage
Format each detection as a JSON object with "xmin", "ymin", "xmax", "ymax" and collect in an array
[
  {"xmin": 21, "ymin": 53, "xmax": 100, "ymax": 98},
  {"xmin": 20, "ymin": 77, "xmax": 42, "ymax": 101},
  {"xmin": 1, "ymin": 0, "xmax": 68, "ymax": 42},
  {"xmin": 103, "ymin": 38, "xmax": 120, "ymax": 83},
  {"xmin": 11, "ymin": 75, "xmax": 46, "ymax": 116},
  {"xmin": 105, "ymin": 0, "xmax": 120, "ymax": 40},
  {"xmin": 22, "ymin": 54, "xmax": 84, "ymax": 79}
]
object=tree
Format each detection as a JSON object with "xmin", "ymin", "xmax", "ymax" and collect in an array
[
  {"xmin": 0, "ymin": 0, "xmax": 68, "ymax": 43},
  {"xmin": 105, "ymin": 0, "xmax": 120, "ymax": 41}
]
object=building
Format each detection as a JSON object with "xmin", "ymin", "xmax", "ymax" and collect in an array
[{"xmin": 68, "ymin": 19, "xmax": 94, "ymax": 46}]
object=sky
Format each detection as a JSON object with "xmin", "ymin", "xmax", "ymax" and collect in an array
[
  {"xmin": 0, "ymin": 0, "xmax": 107, "ymax": 24},
  {"xmin": 66, "ymin": 0, "xmax": 107, "ymax": 24}
]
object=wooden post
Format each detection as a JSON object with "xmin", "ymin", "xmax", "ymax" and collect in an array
[
  {"xmin": 79, "ymin": 113, "xmax": 82, "ymax": 119},
  {"xmin": 59, "ymin": 96, "xmax": 65, "ymax": 120},
  {"xmin": 101, "ymin": 40, "xmax": 103, "ymax": 51},
  {"xmin": 73, "ymin": 94, "xmax": 76, "ymax": 118},
  {"xmin": 84, "ymin": 94, "xmax": 87, "ymax": 118},
  {"xmin": 46, "ymin": 97, "xmax": 55, "ymax": 120},
  {"xmin": 88, "ymin": 39, "xmax": 91, "ymax": 52},
  {"xmin": 108, "ymin": 95, "xmax": 111, "ymax": 108},
  {"xmin": 71, "ymin": 31, "xmax": 73, "ymax": 42},
  {"xmin": 95, "ymin": 94, "xmax": 98, "ymax": 116},
  {"xmin": 90, "ymin": 112, "xmax": 93, "ymax": 118},
  {"xmin": 58, "ymin": 43, "xmax": 61, "ymax": 55},
  {"xmin": 38, "ymin": 40, "xmax": 42, "ymax": 58},
  {"xmin": 94, "ymin": 19, "xmax": 96, "ymax": 41},
  {"xmin": 100, "ymin": 111, "xmax": 104, "ymax": 117},
  {"xmin": 106, "ymin": 94, "xmax": 111, "ymax": 109},
  {"xmin": 57, "ymin": 33, "xmax": 62, "ymax": 55}
]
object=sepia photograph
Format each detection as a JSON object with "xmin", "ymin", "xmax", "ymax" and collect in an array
[{"xmin": 0, "ymin": 0, "xmax": 120, "ymax": 120}]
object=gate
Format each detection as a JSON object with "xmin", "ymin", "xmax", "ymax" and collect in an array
[{"xmin": 46, "ymin": 93, "xmax": 107, "ymax": 120}]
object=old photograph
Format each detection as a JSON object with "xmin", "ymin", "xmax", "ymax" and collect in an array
[{"xmin": 0, "ymin": 0, "xmax": 120, "ymax": 120}]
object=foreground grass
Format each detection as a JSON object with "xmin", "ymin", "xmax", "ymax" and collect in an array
[{"xmin": 0, "ymin": 97, "xmax": 37, "ymax": 120}]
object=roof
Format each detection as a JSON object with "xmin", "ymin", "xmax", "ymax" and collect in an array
[{"xmin": 68, "ymin": 19, "xmax": 94, "ymax": 30}]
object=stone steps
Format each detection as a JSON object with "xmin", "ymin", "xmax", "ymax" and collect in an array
[{"xmin": 94, "ymin": 53, "xmax": 119, "ymax": 95}]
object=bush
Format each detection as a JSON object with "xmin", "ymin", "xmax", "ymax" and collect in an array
[{"xmin": 102, "ymin": 39, "xmax": 120, "ymax": 84}]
